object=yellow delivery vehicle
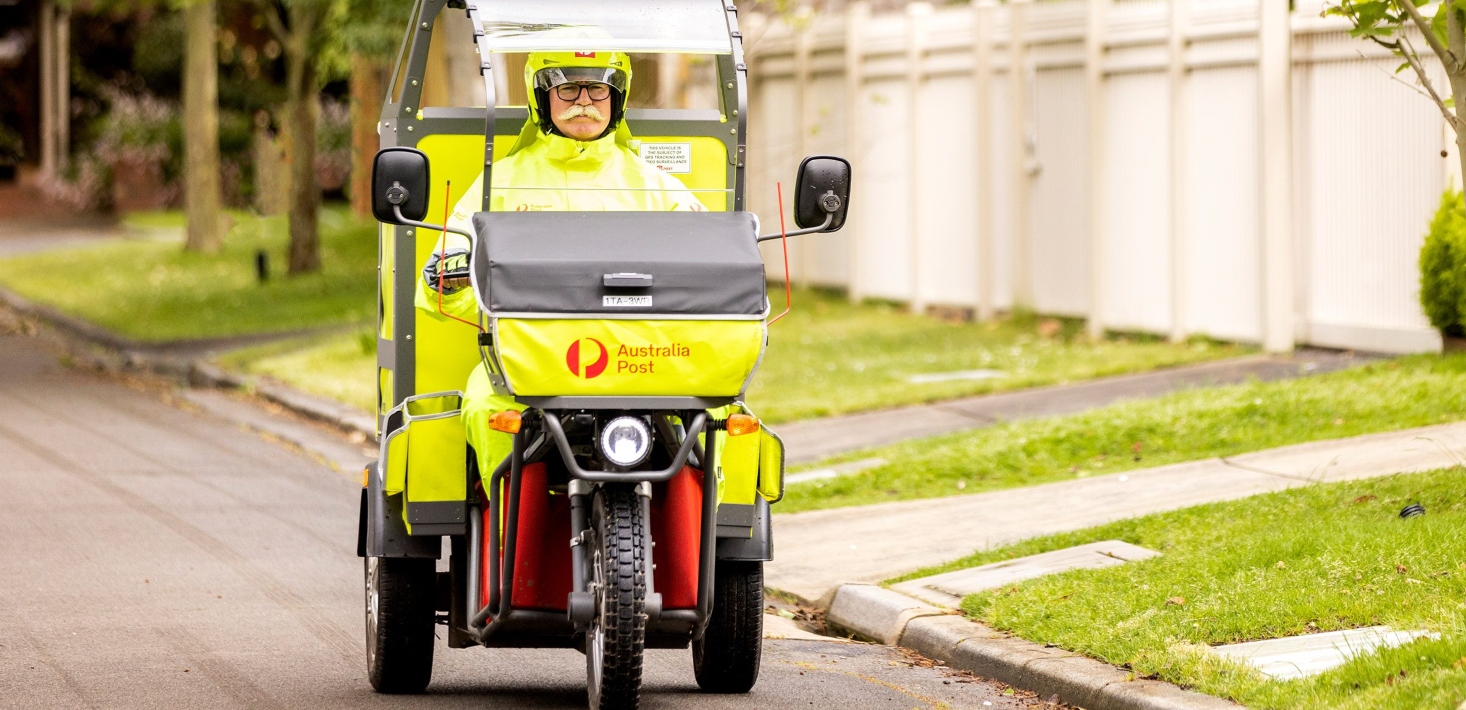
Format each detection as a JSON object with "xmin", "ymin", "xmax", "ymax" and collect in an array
[{"xmin": 357, "ymin": 2, "xmax": 851, "ymax": 708}]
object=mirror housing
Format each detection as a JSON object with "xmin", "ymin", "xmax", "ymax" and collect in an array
[
  {"xmin": 372, "ymin": 148, "xmax": 431, "ymax": 224},
  {"xmin": 793, "ymin": 155, "xmax": 851, "ymax": 232}
]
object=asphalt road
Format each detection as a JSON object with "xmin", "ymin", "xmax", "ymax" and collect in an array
[{"xmin": 0, "ymin": 324, "xmax": 1059, "ymax": 710}]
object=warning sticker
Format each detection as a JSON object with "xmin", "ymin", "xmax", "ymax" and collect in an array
[{"xmin": 638, "ymin": 143, "xmax": 692, "ymax": 174}]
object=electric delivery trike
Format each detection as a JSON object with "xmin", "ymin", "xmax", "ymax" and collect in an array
[{"xmin": 357, "ymin": 2, "xmax": 852, "ymax": 707}]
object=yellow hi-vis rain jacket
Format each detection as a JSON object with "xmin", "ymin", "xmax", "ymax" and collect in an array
[
  {"xmin": 414, "ymin": 128, "xmax": 706, "ymax": 477},
  {"xmin": 417, "ymin": 128, "xmax": 703, "ymax": 324}
]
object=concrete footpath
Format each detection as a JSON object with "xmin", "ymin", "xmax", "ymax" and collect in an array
[
  {"xmin": 770, "ymin": 420, "xmax": 1466, "ymax": 604},
  {"xmin": 778, "ymin": 351, "xmax": 1367, "ymax": 464}
]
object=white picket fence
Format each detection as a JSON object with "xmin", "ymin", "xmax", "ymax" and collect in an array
[{"xmin": 743, "ymin": 0, "xmax": 1457, "ymax": 353}]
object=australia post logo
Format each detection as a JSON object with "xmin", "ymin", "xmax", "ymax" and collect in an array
[
  {"xmin": 565, "ymin": 338, "xmax": 609, "ymax": 379},
  {"xmin": 565, "ymin": 337, "xmax": 692, "ymax": 378}
]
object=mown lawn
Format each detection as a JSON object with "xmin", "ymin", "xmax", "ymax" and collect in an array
[
  {"xmin": 0, "ymin": 207, "xmax": 376, "ymax": 342},
  {"xmin": 911, "ymin": 468, "xmax": 1466, "ymax": 710},
  {"xmin": 220, "ymin": 287, "xmax": 1243, "ymax": 423},
  {"xmin": 780, "ymin": 354, "xmax": 1466, "ymax": 512},
  {"xmin": 217, "ymin": 328, "xmax": 379, "ymax": 413},
  {"xmin": 745, "ymin": 290, "xmax": 1241, "ymax": 422}
]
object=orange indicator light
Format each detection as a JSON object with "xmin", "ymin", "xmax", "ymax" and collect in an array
[
  {"xmin": 726, "ymin": 413, "xmax": 761, "ymax": 437},
  {"xmin": 489, "ymin": 410, "xmax": 523, "ymax": 434}
]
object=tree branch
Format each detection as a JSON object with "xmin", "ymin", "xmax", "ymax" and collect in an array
[
  {"xmin": 1398, "ymin": 0, "xmax": 1459, "ymax": 71},
  {"xmin": 248, "ymin": 0, "xmax": 291, "ymax": 46},
  {"xmin": 1397, "ymin": 34, "xmax": 1460, "ymax": 128}
]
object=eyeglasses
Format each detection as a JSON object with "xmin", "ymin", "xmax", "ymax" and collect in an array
[{"xmin": 554, "ymin": 82, "xmax": 612, "ymax": 102}]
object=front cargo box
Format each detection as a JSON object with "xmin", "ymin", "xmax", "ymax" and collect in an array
[{"xmin": 471, "ymin": 211, "xmax": 769, "ymax": 397}]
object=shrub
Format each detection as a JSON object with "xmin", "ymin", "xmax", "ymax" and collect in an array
[
  {"xmin": 1419, "ymin": 189, "xmax": 1466, "ymax": 338},
  {"xmin": 0, "ymin": 123, "xmax": 23, "ymax": 166}
]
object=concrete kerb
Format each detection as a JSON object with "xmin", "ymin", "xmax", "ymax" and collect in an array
[
  {"xmin": 0, "ymin": 287, "xmax": 377, "ymax": 442},
  {"xmin": 824, "ymin": 584, "xmax": 949, "ymax": 645},
  {"xmin": 821, "ymin": 583, "xmax": 1242, "ymax": 710}
]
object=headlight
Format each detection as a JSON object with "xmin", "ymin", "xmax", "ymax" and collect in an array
[{"xmin": 600, "ymin": 416, "xmax": 652, "ymax": 468}]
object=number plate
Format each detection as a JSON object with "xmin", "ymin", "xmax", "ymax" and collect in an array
[{"xmin": 603, "ymin": 295, "xmax": 653, "ymax": 308}]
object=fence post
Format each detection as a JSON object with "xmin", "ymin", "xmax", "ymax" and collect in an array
[
  {"xmin": 1085, "ymin": 0, "xmax": 1110, "ymax": 339},
  {"xmin": 907, "ymin": 3, "xmax": 933, "ymax": 314},
  {"xmin": 1259, "ymin": 0, "xmax": 1295, "ymax": 353},
  {"xmin": 39, "ymin": 0, "xmax": 55, "ymax": 180},
  {"xmin": 973, "ymin": 0, "xmax": 998, "ymax": 321},
  {"xmin": 55, "ymin": 3, "xmax": 70, "ymax": 174},
  {"xmin": 1010, "ymin": 0, "xmax": 1034, "ymax": 310},
  {"xmin": 795, "ymin": 20, "xmax": 815, "ymax": 290},
  {"xmin": 1168, "ymin": 0, "xmax": 1189, "ymax": 343},
  {"xmin": 846, "ymin": 2, "xmax": 870, "ymax": 303}
]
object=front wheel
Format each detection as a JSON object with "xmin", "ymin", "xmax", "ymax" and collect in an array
[
  {"xmin": 692, "ymin": 560, "xmax": 764, "ymax": 693},
  {"xmin": 586, "ymin": 485, "xmax": 648, "ymax": 710},
  {"xmin": 365, "ymin": 556, "xmax": 436, "ymax": 693}
]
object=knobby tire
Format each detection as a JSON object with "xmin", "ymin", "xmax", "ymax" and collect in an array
[{"xmin": 588, "ymin": 485, "xmax": 648, "ymax": 710}]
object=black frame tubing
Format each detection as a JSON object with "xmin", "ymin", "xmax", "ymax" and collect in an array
[
  {"xmin": 470, "ymin": 454, "xmax": 513, "ymax": 631},
  {"xmin": 694, "ymin": 423, "xmax": 719, "ymax": 638},
  {"xmin": 542, "ymin": 412, "xmax": 707, "ymax": 484}
]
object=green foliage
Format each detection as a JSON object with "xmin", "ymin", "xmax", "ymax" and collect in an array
[
  {"xmin": 932, "ymin": 468, "xmax": 1466, "ymax": 709},
  {"xmin": 1325, "ymin": 0, "xmax": 1460, "ymax": 46},
  {"xmin": 784, "ymin": 354, "xmax": 1466, "ymax": 512},
  {"xmin": 1325, "ymin": 1, "xmax": 1466, "ymax": 137},
  {"xmin": 93, "ymin": 89, "xmax": 181, "ymax": 170},
  {"xmin": 0, "ymin": 123, "xmax": 22, "ymax": 165},
  {"xmin": 339, "ymin": 0, "xmax": 414, "ymax": 60},
  {"xmin": 1419, "ymin": 189, "xmax": 1466, "ymax": 337},
  {"xmin": 130, "ymin": 11, "xmax": 184, "ymax": 94},
  {"xmin": 246, "ymin": 0, "xmax": 411, "ymax": 86}
]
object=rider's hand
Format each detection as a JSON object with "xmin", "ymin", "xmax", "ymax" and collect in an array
[{"xmin": 423, "ymin": 248, "xmax": 472, "ymax": 294}]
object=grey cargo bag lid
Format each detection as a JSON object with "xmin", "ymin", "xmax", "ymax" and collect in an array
[{"xmin": 471, "ymin": 211, "xmax": 768, "ymax": 317}]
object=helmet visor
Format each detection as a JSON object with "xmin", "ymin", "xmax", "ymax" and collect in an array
[{"xmin": 534, "ymin": 66, "xmax": 628, "ymax": 94}]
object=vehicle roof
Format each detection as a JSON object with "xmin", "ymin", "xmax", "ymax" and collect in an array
[{"xmin": 476, "ymin": 0, "xmax": 734, "ymax": 54}]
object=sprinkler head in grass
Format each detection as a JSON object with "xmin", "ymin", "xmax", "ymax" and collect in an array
[{"xmin": 1399, "ymin": 503, "xmax": 1426, "ymax": 519}]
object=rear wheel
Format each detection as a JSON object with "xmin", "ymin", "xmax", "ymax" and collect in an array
[
  {"xmin": 365, "ymin": 556, "xmax": 436, "ymax": 693},
  {"xmin": 692, "ymin": 560, "xmax": 764, "ymax": 693},
  {"xmin": 586, "ymin": 485, "xmax": 648, "ymax": 710}
]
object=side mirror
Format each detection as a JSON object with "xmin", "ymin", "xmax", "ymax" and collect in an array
[
  {"xmin": 372, "ymin": 147, "xmax": 431, "ymax": 224},
  {"xmin": 794, "ymin": 155, "xmax": 851, "ymax": 232}
]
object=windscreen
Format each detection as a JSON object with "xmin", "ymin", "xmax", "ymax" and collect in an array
[{"xmin": 478, "ymin": 0, "xmax": 733, "ymax": 54}]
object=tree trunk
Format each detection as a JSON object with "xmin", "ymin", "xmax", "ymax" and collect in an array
[
  {"xmin": 183, "ymin": 0, "xmax": 222, "ymax": 253},
  {"xmin": 350, "ymin": 53, "xmax": 385, "ymax": 218},
  {"xmin": 285, "ymin": 11, "xmax": 320, "ymax": 275},
  {"xmin": 1450, "ymin": 7, "xmax": 1466, "ymax": 212}
]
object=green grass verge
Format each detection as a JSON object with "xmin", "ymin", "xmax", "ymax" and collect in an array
[
  {"xmin": 217, "ymin": 329, "xmax": 378, "ymax": 413},
  {"xmin": 0, "ymin": 207, "xmax": 375, "ymax": 342},
  {"xmin": 780, "ymin": 354, "xmax": 1466, "ymax": 513},
  {"xmin": 219, "ymin": 287, "xmax": 1241, "ymax": 422},
  {"xmin": 744, "ymin": 289, "xmax": 1239, "ymax": 422},
  {"xmin": 917, "ymin": 469, "xmax": 1466, "ymax": 710}
]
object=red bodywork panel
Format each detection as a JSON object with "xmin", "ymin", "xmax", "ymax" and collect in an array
[
  {"xmin": 480, "ymin": 464, "xmax": 704, "ymax": 615},
  {"xmin": 650, "ymin": 467, "xmax": 703, "ymax": 610}
]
